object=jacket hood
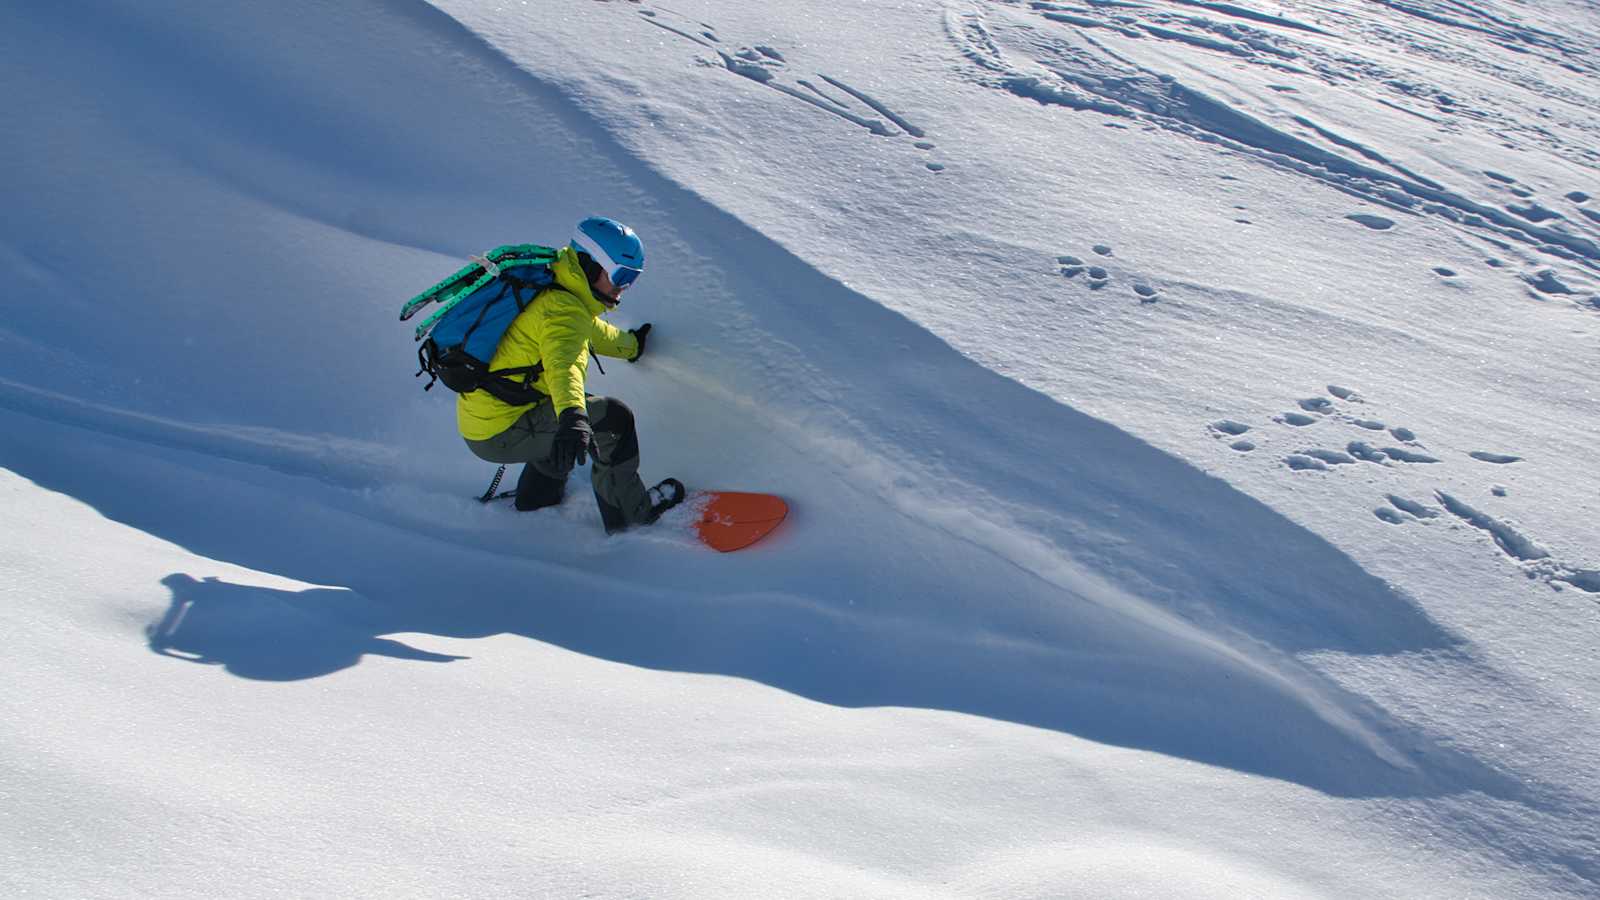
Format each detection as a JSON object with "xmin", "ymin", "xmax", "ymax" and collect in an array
[{"xmin": 551, "ymin": 245, "xmax": 608, "ymax": 316}]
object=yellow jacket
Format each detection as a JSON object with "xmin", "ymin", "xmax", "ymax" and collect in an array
[{"xmin": 456, "ymin": 246, "xmax": 640, "ymax": 440}]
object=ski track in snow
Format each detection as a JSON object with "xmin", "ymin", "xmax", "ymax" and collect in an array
[
  {"xmin": 638, "ymin": 4, "xmax": 944, "ymax": 170},
  {"xmin": 947, "ymin": 0, "xmax": 1600, "ymax": 314},
  {"xmin": 0, "ymin": 378, "xmax": 401, "ymax": 490}
]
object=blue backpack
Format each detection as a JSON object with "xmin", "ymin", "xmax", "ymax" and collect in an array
[{"xmin": 401, "ymin": 244, "xmax": 559, "ymax": 405}]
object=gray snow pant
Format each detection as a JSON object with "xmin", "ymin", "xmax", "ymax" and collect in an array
[{"xmin": 464, "ymin": 395, "xmax": 654, "ymax": 533}]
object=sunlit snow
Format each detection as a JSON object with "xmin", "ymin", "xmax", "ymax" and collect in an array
[{"xmin": 3, "ymin": 0, "xmax": 1598, "ymax": 897}]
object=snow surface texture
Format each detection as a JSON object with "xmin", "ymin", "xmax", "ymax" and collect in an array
[{"xmin": 2, "ymin": 0, "xmax": 1598, "ymax": 897}]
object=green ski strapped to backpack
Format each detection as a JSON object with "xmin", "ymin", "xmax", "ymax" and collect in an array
[{"xmin": 401, "ymin": 244, "xmax": 559, "ymax": 406}]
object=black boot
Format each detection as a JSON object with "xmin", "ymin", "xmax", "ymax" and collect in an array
[
  {"xmin": 645, "ymin": 478, "xmax": 686, "ymax": 523},
  {"xmin": 597, "ymin": 478, "xmax": 686, "ymax": 535},
  {"xmin": 514, "ymin": 464, "xmax": 566, "ymax": 512}
]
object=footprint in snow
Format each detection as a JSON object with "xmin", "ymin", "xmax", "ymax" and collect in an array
[
  {"xmin": 1347, "ymin": 441, "xmax": 1389, "ymax": 463},
  {"xmin": 1294, "ymin": 445, "xmax": 1440, "ymax": 474},
  {"xmin": 1507, "ymin": 202, "xmax": 1562, "ymax": 223},
  {"xmin": 1059, "ymin": 248, "xmax": 1145, "ymax": 298},
  {"xmin": 1382, "ymin": 446, "xmax": 1440, "ymax": 464},
  {"xmin": 1522, "ymin": 269, "xmax": 1578, "ymax": 295},
  {"xmin": 1432, "ymin": 493, "xmax": 1600, "ymax": 594},
  {"xmin": 1346, "ymin": 214, "xmax": 1395, "ymax": 230},
  {"xmin": 1388, "ymin": 495, "xmax": 1441, "ymax": 519},
  {"xmin": 1221, "ymin": 392, "xmax": 1571, "ymax": 580},
  {"xmin": 1302, "ymin": 448, "xmax": 1357, "ymax": 465},
  {"xmin": 1207, "ymin": 421, "xmax": 1254, "ymax": 452}
]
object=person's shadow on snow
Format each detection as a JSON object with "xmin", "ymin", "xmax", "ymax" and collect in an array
[{"xmin": 147, "ymin": 573, "xmax": 467, "ymax": 681}]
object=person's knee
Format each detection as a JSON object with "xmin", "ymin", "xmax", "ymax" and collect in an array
[
  {"xmin": 591, "ymin": 397, "xmax": 635, "ymax": 436},
  {"xmin": 589, "ymin": 397, "xmax": 640, "ymax": 465}
]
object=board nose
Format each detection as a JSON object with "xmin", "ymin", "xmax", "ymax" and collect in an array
[{"xmin": 693, "ymin": 491, "xmax": 790, "ymax": 552}]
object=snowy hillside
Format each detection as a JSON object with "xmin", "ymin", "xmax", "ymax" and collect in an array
[{"xmin": 3, "ymin": 0, "xmax": 1598, "ymax": 896}]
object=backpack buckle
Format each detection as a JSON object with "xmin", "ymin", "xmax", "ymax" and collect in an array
[{"xmin": 468, "ymin": 253, "xmax": 501, "ymax": 278}]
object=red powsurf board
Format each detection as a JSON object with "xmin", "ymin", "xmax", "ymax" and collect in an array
[{"xmin": 693, "ymin": 491, "xmax": 789, "ymax": 552}]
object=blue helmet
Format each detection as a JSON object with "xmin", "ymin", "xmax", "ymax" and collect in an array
[{"xmin": 571, "ymin": 216, "xmax": 644, "ymax": 292}]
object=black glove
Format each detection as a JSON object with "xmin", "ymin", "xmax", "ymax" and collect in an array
[
  {"xmin": 547, "ymin": 408, "xmax": 593, "ymax": 474},
  {"xmin": 628, "ymin": 323, "xmax": 652, "ymax": 363}
]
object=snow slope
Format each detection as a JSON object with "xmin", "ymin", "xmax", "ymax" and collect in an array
[{"xmin": 2, "ymin": 0, "xmax": 1597, "ymax": 896}]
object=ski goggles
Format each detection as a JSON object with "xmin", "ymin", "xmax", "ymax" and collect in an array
[{"xmin": 608, "ymin": 263, "xmax": 643, "ymax": 291}]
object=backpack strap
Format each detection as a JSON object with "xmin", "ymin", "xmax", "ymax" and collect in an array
[
  {"xmin": 416, "ymin": 342, "xmax": 439, "ymax": 391},
  {"xmin": 479, "ymin": 361, "xmax": 546, "ymax": 406}
]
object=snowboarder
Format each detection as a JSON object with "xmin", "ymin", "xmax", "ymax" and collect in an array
[{"xmin": 458, "ymin": 216, "xmax": 685, "ymax": 533}]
